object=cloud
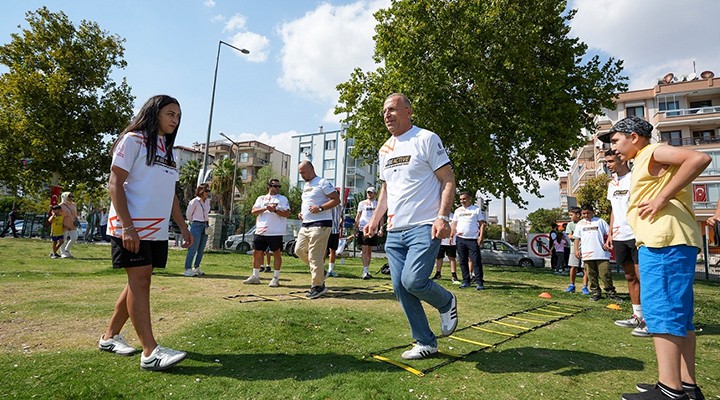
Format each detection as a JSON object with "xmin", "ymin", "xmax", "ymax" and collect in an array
[
  {"xmin": 227, "ymin": 31, "xmax": 270, "ymax": 63},
  {"xmin": 204, "ymin": 0, "xmax": 215, "ymax": 8},
  {"xmin": 222, "ymin": 130, "xmax": 298, "ymax": 155},
  {"xmin": 210, "ymin": 14, "xmax": 224, "ymax": 23},
  {"xmin": 570, "ymin": 0, "xmax": 720, "ymax": 90},
  {"xmin": 277, "ymin": 0, "xmax": 390, "ymax": 101},
  {"xmin": 223, "ymin": 13, "xmax": 247, "ymax": 32}
]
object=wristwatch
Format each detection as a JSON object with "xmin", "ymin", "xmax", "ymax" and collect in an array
[
  {"xmin": 436, "ymin": 215, "xmax": 450, "ymax": 222},
  {"xmin": 318, "ymin": 206, "xmax": 324, "ymax": 212}
]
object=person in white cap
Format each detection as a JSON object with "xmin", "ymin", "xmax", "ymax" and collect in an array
[{"xmin": 354, "ymin": 186, "xmax": 382, "ymax": 279}]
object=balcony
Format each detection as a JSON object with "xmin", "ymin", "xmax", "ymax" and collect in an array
[
  {"xmin": 656, "ymin": 106, "xmax": 720, "ymax": 127},
  {"xmin": 663, "ymin": 136, "xmax": 720, "ymax": 147}
]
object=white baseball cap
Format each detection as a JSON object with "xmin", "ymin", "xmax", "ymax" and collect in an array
[{"xmin": 366, "ymin": 187, "xmax": 376, "ymax": 193}]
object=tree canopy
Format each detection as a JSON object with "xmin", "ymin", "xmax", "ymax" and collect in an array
[
  {"xmin": 575, "ymin": 174, "xmax": 611, "ymax": 222},
  {"xmin": 526, "ymin": 207, "xmax": 565, "ymax": 233},
  {"xmin": 0, "ymin": 7, "xmax": 134, "ymax": 197},
  {"xmin": 335, "ymin": 0, "xmax": 626, "ymax": 206}
]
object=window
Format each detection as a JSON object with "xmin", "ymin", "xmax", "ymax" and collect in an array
[
  {"xmin": 690, "ymin": 100, "xmax": 712, "ymax": 108},
  {"xmin": 692, "ymin": 130, "xmax": 716, "ymax": 145},
  {"xmin": 659, "ymin": 99, "xmax": 680, "ymax": 116},
  {"xmin": 701, "ymin": 151, "xmax": 720, "ymax": 176},
  {"xmin": 660, "ymin": 130, "xmax": 682, "ymax": 146},
  {"xmin": 300, "ymin": 144, "xmax": 311, "ymax": 155},
  {"xmin": 325, "ymin": 140, "xmax": 336, "ymax": 151},
  {"xmin": 626, "ymin": 105, "xmax": 644, "ymax": 118},
  {"xmin": 240, "ymin": 168, "xmax": 247, "ymax": 180},
  {"xmin": 323, "ymin": 159, "xmax": 336, "ymax": 170},
  {"xmin": 239, "ymin": 153, "xmax": 249, "ymax": 163}
]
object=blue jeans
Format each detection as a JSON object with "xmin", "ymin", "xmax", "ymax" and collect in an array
[
  {"xmin": 385, "ymin": 224, "xmax": 454, "ymax": 347},
  {"xmin": 185, "ymin": 221, "xmax": 208, "ymax": 270}
]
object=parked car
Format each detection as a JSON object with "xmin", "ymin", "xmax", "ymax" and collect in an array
[
  {"xmin": 480, "ymin": 239, "xmax": 544, "ymax": 267},
  {"xmin": 225, "ymin": 220, "xmax": 302, "ymax": 253}
]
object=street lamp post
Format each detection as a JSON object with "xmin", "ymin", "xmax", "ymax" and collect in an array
[
  {"xmin": 199, "ymin": 40, "xmax": 249, "ymax": 187},
  {"xmin": 219, "ymin": 132, "xmax": 241, "ymax": 224}
]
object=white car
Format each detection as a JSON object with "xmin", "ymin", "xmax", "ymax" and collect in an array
[
  {"xmin": 480, "ymin": 239, "xmax": 545, "ymax": 267},
  {"xmin": 225, "ymin": 220, "xmax": 301, "ymax": 253}
]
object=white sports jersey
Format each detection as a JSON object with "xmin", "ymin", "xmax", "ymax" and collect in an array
[
  {"xmin": 574, "ymin": 216, "xmax": 610, "ymax": 261},
  {"xmin": 107, "ymin": 132, "xmax": 178, "ymax": 241},
  {"xmin": 357, "ymin": 199, "xmax": 377, "ymax": 229},
  {"xmin": 441, "ymin": 212, "xmax": 456, "ymax": 246},
  {"xmin": 606, "ymin": 172, "xmax": 635, "ymax": 241},
  {"xmin": 452, "ymin": 205, "xmax": 485, "ymax": 239},
  {"xmin": 253, "ymin": 193, "xmax": 290, "ymax": 236},
  {"xmin": 300, "ymin": 176, "xmax": 335, "ymax": 223},
  {"xmin": 379, "ymin": 126, "xmax": 451, "ymax": 231}
]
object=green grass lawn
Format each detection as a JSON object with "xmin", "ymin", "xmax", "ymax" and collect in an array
[{"xmin": 1, "ymin": 239, "xmax": 718, "ymax": 399}]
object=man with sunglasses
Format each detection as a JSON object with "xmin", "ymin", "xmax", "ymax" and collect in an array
[{"xmin": 243, "ymin": 179, "xmax": 291, "ymax": 287}]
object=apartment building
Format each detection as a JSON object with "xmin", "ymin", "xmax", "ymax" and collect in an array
[
  {"xmin": 567, "ymin": 69, "xmax": 720, "ymax": 225},
  {"xmin": 290, "ymin": 127, "xmax": 378, "ymax": 203}
]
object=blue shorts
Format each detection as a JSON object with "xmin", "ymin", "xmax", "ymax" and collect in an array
[{"xmin": 638, "ymin": 245, "xmax": 696, "ymax": 336}]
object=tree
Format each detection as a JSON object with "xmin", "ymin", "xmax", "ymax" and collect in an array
[
  {"xmin": 526, "ymin": 207, "xmax": 565, "ymax": 233},
  {"xmin": 335, "ymin": 0, "xmax": 626, "ymax": 206},
  {"xmin": 575, "ymin": 174, "xmax": 611, "ymax": 222},
  {"xmin": 209, "ymin": 157, "xmax": 236, "ymax": 217},
  {"xmin": 178, "ymin": 159, "xmax": 201, "ymax": 205},
  {"xmin": 0, "ymin": 7, "xmax": 134, "ymax": 198}
]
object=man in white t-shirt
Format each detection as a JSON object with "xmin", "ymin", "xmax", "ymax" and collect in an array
[
  {"xmin": 452, "ymin": 191, "xmax": 486, "ymax": 290},
  {"xmin": 363, "ymin": 93, "xmax": 458, "ymax": 361},
  {"xmin": 354, "ymin": 187, "xmax": 383, "ymax": 279},
  {"xmin": 604, "ymin": 149, "xmax": 648, "ymax": 337},
  {"xmin": 295, "ymin": 161, "xmax": 340, "ymax": 299},
  {"xmin": 573, "ymin": 203, "xmax": 620, "ymax": 302},
  {"xmin": 243, "ymin": 178, "xmax": 291, "ymax": 288}
]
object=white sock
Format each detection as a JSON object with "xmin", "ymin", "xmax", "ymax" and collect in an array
[
  {"xmin": 363, "ymin": 266, "xmax": 369, "ymax": 274},
  {"xmin": 328, "ymin": 262, "xmax": 335, "ymax": 272},
  {"xmin": 632, "ymin": 304, "xmax": 643, "ymax": 319},
  {"xmin": 274, "ymin": 270, "xmax": 280, "ymax": 278},
  {"xmin": 252, "ymin": 268, "xmax": 260, "ymax": 277}
]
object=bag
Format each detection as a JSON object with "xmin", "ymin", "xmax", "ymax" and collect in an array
[
  {"xmin": 73, "ymin": 218, "xmax": 81, "ymax": 228},
  {"xmin": 379, "ymin": 263, "xmax": 390, "ymax": 275}
]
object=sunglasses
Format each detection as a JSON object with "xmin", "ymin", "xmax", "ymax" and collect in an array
[
  {"xmin": 269, "ymin": 185, "xmax": 281, "ymax": 188},
  {"xmin": 204, "ymin": 189, "xmax": 211, "ymax": 193}
]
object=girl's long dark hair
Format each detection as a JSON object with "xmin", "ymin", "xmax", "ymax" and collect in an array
[{"xmin": 111, "ymin": 95, "xmax": 180, "ymax": 165}]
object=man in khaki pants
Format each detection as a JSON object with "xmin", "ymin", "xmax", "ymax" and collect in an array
[{"xmin": 295, "ymin": 161, "xmax": 340, "ymax": 299}]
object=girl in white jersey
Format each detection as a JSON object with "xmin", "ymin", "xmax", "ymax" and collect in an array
[{"xmin": 99, "ymin": 95, "xmax": 192, "ymax": 371}]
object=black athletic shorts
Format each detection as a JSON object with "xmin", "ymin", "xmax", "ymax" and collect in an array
[
  {"xmin": 357, "ymin": 231, "xmax": 378, "ymax": 246},
  {"xmin": 436, "ymin": 244, "xmax": 457, "ymax": 259},
  {"xmin": 326, "ymin": 233, "xmax": 339, "ymax": 251},
  {"xmin": 253, "ymin": 235, "xmax": 283, "ymax": 252},
  {"xmin": 110, "ymin": 236, "xmax": 168, "ymax": 269},
  {"xmin": 613, "ymin": 239, "xmax": 638, "ymax": 265}
]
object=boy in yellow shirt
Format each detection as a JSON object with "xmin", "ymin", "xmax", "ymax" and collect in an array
[
  {"xmin": 601, "ymin": 116, "xmax": 708, "ymax": 400},
  {"xmin": 48, "ymin": 205, "xmax": 64, "ymax": 259}
]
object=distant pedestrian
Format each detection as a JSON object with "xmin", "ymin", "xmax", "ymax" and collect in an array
[
  {"xmin": 48, "ymin": 205, "xmax": 64, "ymax": 258},
  {"xmin": 100, "ymin": 208, "xmax": 109, "ymax": 242},
  {"xmin": 184, "ymin": 183, "xmax": 211, "ymax": 277},
  {"xmin": 60, "ymin": 192, "xmax": 79, "ymax": 258},
  {"xmin": 354, "ymin": 187, "xmax": 382, "ymax": 279},
  {"xmin": 325, "ymin": 190, "xmax": 344, "ymax": 278},
  {"xmin": 574, "ymin": 204, "xmax": 620, "ymax": 302},
  {"xmin": 452, "ymin": 191, "xmax": 486, "ymax": 290},
  {"xmin": 0, "ymin": 208, "xmax": 19, "ymax": 238}
]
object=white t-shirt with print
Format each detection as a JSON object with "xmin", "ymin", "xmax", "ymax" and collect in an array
[
  {"xmin": 574, "ymin": 216, "xmax": 610, "ymax": 261},
  {"xmin": 300, "ymin": 176, "xmax": 336, "ymax": 223},
  {"xmin": 357, "ymin": 199, "xmax": 377, "ymax": 229},
  {"xmin": 379, "ymin": 126, "xmax": 451, "ymax": 232},
  {"xmin": 606, "ymin": 172, "xmax": 635, "ymax": 241},
  {"xmin": 107, "ymin": 132, "xmax": 178, "ymax": 241},
  {"xmin": 453, "ymin": 205, "xmax": 485, "ymax": 239},
  {"xmin": 441, "ymin": 212, "xmax": 456, "ymax": 246},
  {"xmin": 253, "ymin": 193, "xmax": 290, "ymax": 236}
]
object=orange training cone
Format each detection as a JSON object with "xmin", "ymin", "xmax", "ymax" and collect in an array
[
  {"xmin": 539, "ymin": 292, "xmax": 552, "ymax": 299},
  {"xmin": 607, "ymin": 304, "xmax": 622, "ymax": 311}
]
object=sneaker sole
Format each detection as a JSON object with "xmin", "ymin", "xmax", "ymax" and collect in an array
[
  {"xmin": 141, "ymin": 353, "xmax": 187, "ymax": 371},
  {"xmin": 99, "ymin": 345, "xmax": 137, "ymax": 356},
  {"xmin": 307, "ymin": 288, "xmax": 328, "ymax": 299}
]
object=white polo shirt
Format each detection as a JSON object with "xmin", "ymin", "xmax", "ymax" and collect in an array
[
  {"xmin": 300, "ymin": 176, "xmax": 335, "ymax": 223},
  {"xmin": 107, "ymin": 131, "xmax": 178, "ymax": 241},
  {"xmin": 253, "ymin": 193, "xmax": 290, "ymax": 236},
  {"xmin": 453, "ymin": 204, "xmax": 485, "ymax": 239},
  {"xmin": 574, "ymin": 217, "xmax": 610, "ymax": 261},
  {"xmin": 606, "ymin": 172, "xmax": 635, "ymax": 241},
  {"xmin": 379, "ymin": 126, "xmax": 451, "ymax": 232}
]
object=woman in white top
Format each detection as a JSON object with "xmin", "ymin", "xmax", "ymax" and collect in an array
[
  {"xmin": 59, "ymin": 192, "xmax": 78, "ymax": 258},
  {"xmin": 184, "ymin": 183, "xmax": 211, "ymax": 276},
  {"xmin": 99, "ymin": 95, "xmax": 192, "ymax": 371}
]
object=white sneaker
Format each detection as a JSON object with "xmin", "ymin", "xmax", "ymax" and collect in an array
[
  {"xmin": 193, "ymin": 268, "xmax": 205, "ymax": 276},
  {"xmin": 64, "ymin": 251, "xmax": 74, "ymax": 258},
  {"xmin": 140, "ymin": 345, "xmax": 187, "ymax": 371},
  {"xmin": 183, "ymin": 269, "xmax": 198, "ymax": 277},
  {"xmin": 614, "ymin": 314, "xmax": 641, "ymax": 328},
  {"xmin": 98, "ymin": 334, "xmax": 137, "ymax": 356},
  {"xmin": 60, "ymin": 252, "xmax": 69, "ymax": 259},
  {"xmin": 631, "ymin": 320, "xmax": 652, "ymax": 337},
  {"xmin": 243, "ymin": 275, "xmax": 261, "ymax": 284},
  {"xmin": 439, "ymin": 293, "xmax": 458, "ymax": 336},
  {"xmin": 401, "ymin": 343, "xmax": 438, "ymax": 360},
  {"xmin": 268, "ymin": 277, "xmax": 280, "ymax": 287}
]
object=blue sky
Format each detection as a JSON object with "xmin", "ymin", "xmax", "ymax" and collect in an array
[{"xmin": 2, "ymin": 0, "xmax": 719, "ymax": 219}]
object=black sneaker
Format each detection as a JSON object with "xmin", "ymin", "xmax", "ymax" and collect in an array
[
  {"xmin": 306, "ymin": 284, "xmax": 328, "ymax": 299},
  {"xmin": 590, "ymin": 293, "xmax": 602, "ymax": 301},
  {"xmin": 431, "ymin": 271, "xmax": 441, "ymax": 280},
  {"xmin": 636, "ymin": 383, "xmax": 704, "ymax": 400},
  {"xmin": 623, "ymin": 383, "xmax": 690, "ymax": 399},
  {"xmin": 607, "ymin": 293, "xmax": 623, "ymax": 302}
]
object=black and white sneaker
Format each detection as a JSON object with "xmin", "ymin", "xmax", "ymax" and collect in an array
[
  {"xmin": 98, "ymin": 334, "xmax": 137, "ymax": 356},
  {"xmin": 140, "ymin": 346, "xmax": 187, "ymax": 371},
  {"xmin": 439, "ymin": 294, "xmax": 458, "ymax": 336},
  {"xmin": 306, "ymin": 284, "xmax": 328, "ymax": 299},
  {"xmin": 636, "ymin": 383, "xmax": 703, "ymax": 400},
  {"xmin": 401, "ymin": 343, "xmax": 438, "ymax": 360}
]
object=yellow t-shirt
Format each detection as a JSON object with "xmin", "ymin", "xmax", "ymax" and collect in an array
[
  {"xmin": 50, "ymin": 215, "xmax": 64, "ymax": 236},
  {"xmin": 627, "ymin": 143, "xmax": 701, "ymax": 250}
]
